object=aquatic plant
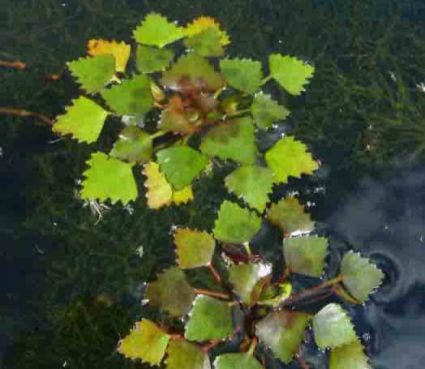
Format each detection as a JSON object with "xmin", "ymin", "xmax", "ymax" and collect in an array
[{"xmin": 46, "ymin": 12, "xmax": 385, "ymax": 369}]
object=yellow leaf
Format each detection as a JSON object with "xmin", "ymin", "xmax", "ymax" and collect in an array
[
  {"xmin": 142, "ymin": 162, "xmax": 172, "ymax": 209},
  {"xmin": 172, "ymin": 185, "xmax": 194, "ymax": 205},
  {"xmin": 184, "ymin": 16, "xmax": 230, "ymax": 46},
  {"xmin": 87, "ymin": 39, "xmax": 131, "ymax": 73},
  {"xmin": 117, "ymin": 319, "xmax": 170, "ymax": 365}
]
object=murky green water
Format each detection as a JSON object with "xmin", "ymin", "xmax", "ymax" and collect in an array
[{"xmin": 1, "ymin": 0, "xmax": 424, "ymax": 368}]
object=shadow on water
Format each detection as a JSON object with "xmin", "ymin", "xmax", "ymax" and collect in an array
[{"xmin": 329, "ymin": 166, "xmax": 425, "ymax": 369}]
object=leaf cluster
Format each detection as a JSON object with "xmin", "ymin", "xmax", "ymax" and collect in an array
[
  {"xmin": 51, "ymin": 12, "xmax": 316, "ymax": 209},
  {"xmin": 49, "ymin": 12, "xmax": 386, "ymax": 369}
]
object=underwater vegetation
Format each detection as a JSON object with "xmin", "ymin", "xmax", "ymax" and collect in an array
[{"xmin": 1, "ymin": 1, "xmax": 424, "ymax": 368}]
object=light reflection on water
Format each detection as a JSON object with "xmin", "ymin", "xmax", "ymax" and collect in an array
[{"xmin": 330, "ymin": 167, "xmax": 425, "ymax": 369}]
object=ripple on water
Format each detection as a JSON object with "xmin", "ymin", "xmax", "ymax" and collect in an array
[{"xmin": 329, "ymin": 167, "xmax": 425, "ymax": 369}]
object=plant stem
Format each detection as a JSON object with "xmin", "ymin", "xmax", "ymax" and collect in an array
[
  {"xmin": 150, "ymin": 130, "xmax": 166, "ymax": 139},
  {"xmin": 261, "ymin": 75, "xmax": 273, "ymax": 85},
  {"xmin": 207, "ymin": 263, "xmax": 222, "ymax": 284},
  {"xmin": 226, "ymin": 108, "xmax": 250, "ymax": 118},
  {"xmin": 297, "ymin": 356, "xmax": 311, "ymax": 369},
  {"xmin": 193, "ymin": 288, "xmax": 230, "ymax": 300},
  {"xmin": 280, "ymin": 275, "xmax": 343, "ymax": 307},
  {"xmin": 0, "ymin": 60, "xmax": 26, "ymax": 70},
  {"xmin": 0, "ymin": 107, "xmax": 52, "ymax": 125}
]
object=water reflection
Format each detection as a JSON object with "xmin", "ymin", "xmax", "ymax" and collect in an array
[{"xmin": 330, "ymin": 167, "xmax": 425, "ymax": 369}]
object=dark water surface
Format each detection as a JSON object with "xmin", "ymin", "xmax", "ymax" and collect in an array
[{"xmin": 1, "ymin": 0, "xmax": 425, "ymax": 368}]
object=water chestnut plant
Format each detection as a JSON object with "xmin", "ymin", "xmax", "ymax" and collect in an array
[{"xmin": 49, "ymin": 12, "xmax": 385, "ymax": 369}]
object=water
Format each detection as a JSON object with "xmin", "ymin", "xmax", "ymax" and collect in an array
[{"xmin": 1, "ymin": 0, "xmax": 425, "ymax": 368}]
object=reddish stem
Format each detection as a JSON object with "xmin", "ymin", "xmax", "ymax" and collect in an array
[
  {"xmin": 193, "ymin": 288, "xmax": 230, "ymax": 300},
  {"xmin": 207, "ymin": 263, "xmax": 222, "ymax": 284},
  {"xmin": 0, "ymin": 107, "xmax": 52, "ymax": 125},
  {"xmin": 297, "ymin": 356, "xmax": 311, "ymax": 369},
  {"xmin": 280, "ymin": 275, "xmax": 343, "ymax": 307},
  {"xmin": 0, "ymin": 60, "xmax": 26, "ymax": 70}
]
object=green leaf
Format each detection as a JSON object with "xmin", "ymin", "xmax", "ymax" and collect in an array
[
  {"xmin": 52, "ymin": 96, "xmax": 108, "ymax": 143},
  {"xmin": 224, "ymin": 165, "xmax": 274, "ymax": 212},
  {"xmin": 162, "ymin": 53, "xmax": 224, "ymax": 92},
  {"xmin": 173, "ymin": 228, "xmax": 216, "ymax": 269},
  {"xmin": 283, "ymin": 236, "xmax": 328, "ymax": 277},
  {"xmin": 267, "ymin": 197, "xmax": 314, "ymax": 236},
  {"xmin": 340, "ymin": 251, "xmax": 384, "ymax": 303},
  {"xmin": 185, "ymin": 295, "xmax": 233, "ymax": 342},
  {"xmin": 184, "ymin": 28, "xmax": 224, "ymax": 57},
  {"xmin": 81, "ymin": 152, "xmax": 137, "ymax": 205},
  {"xmin": 133, "ymin": 12, "xmax": 184, "ymax": 48},
  {"xmin": 110, "ymin": 126, "xmax": 152, "ymax": 163},
  {"xmin": 118, "ymin": 319, "xmax": 170, "ymax": 365},
  {"xmin": 329, "ymin": 339, "xmax": 371, "ymax": 369},
  {"xmin": 67, "ymin": 55, "xmax": 115, "ymax": 93},
  {"xmin": 258, "ymin": 281, "xmax": 292, "ymax": 307},
  {"xmin": 312, "ymin": 303, "xmax": 357, "ymax": 349},
  {"xmin": 156, "ymin": 146, "xmax": 208, "ymax": 190},
  {"xmin": 265, "ymin": 136, "xmax": 319, "ymax": 184},
  {"xmin": 251, "ymin": 93, "xmax": 290, "ymax": 130},
  {"xmin": 229, "ymin": 262, "xmax": 271, "ymax": 304},
  {"xmin": 200, "ymin": 117, "xmax": 257, "ymax": 165},
  {"xmin": 220, "ymin": 58, "xmax": 263, "ymax": 94},
  {"xmin": 214, "ymin": 353, "xmax": 264, "ymax": 369},
  {"xmin": 213, "ymin": 201, "xmax": 262, "ymax": 243},
  {"xmin": 146, "ymin": 267, "xmax": 195, "ymax": 317},
  {"xmin": 136, "ymin": 45, "xmax": 174, "ymax": 73},
  {"xmin": 101, "ymin": 74, "xmax": 153, "ymax": 115},
  {"xmin": 269, "ymin": 54, "xmax": 314, "ymax": 95},
  {"xmin": 255, "ymin": 311, "xmax": 311, "ymax": 364},
  {"xmin": 166, "ymin": 340, "xmax": 211, "ymax": 369}
]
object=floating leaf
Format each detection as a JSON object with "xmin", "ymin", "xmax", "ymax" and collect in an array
[
  {"xmin": 142, "ymin": 162, "xmax": 193, "ymax": 209},
  {"xmin": 133, "ymin": 13, "xmax": 184, "ymax": 48},
  {"xmin": 184, "ymin": 16, "xmax": 230, "ymax": 46},
  {"xmin": 184, "ymin": 28, "xmax": 224, "ymax": 57},
  {"xmin": 174, "ymin": 228, "xmax": 216, "ymax": 269},
  {"xmin": 224, "ymin": 166, "xmax": 274, "ymax": 211},
  {"xmin": 171, "ymin": 185, "xmax": 194, "ymax": 205},
  {"xmin": 101, "ymin": 74, "xmax": 153, "ymax": 115},
  {"xmin": 220, "ymin": 58, "xmax": 263, "ymax": 94},
  {"xmin": 67, "ymin": 55, "xmax": 115, "ymax": 93},
  {"xmin": 283, "ymin": 236, "xmax": 328, "ymax": 277},
  {"xmin": 329, "ymin": 339, "xmax": 371, "ymax": 369},
  {"xmin": 312, "ymin": 303, "xmax": 357, "ymax": 349},
  {"xmin": 265, "ymin": 136, "xmax": 319, "ymax": 184},
  {"xmin": 214, "ymin": 353, "xmax": 263, "ymax": 369},
  {"xmin": 251, "ymin": 93, "xmax": 290, "ymax": 130},
  {"xmin": 81, "ymin": 152, "xmax": 137, "ymax": 204},
  {"xmin": 52, "ymin": 96, "xmax": 108, "ymax": 143},
  {"xmin": 256, "ymin": 310, "xmax": 311, "ymax": 364},
  {"xmin": 213, "ymin": 201, "xmax": 262, "ymax": 243},
  {"xmin": 166, "ymin": 340, "xmax": 211, "ymax": 369},
  {"xmin": 118, "ymin": 319, "xmax": 170, "ymax": 365},
  {"xmin": 185, "ymin": 295, "xmax": 233, "ymax": 342},
  {"xmin": 136, "ymin": 45, "xmax": 174, "ymax": 73},
  {"xmin": 162, "ymin": 53, "xmax": 224, "ymax": 92},
  {"xmin": 142, "ymin": 162, "xmax": 173, "ymax": 209},
  {"xmin": 110, "ymin": 126, "xmax": 152, "ymax": 163},
  {"xmin": 340, "ymin": 251, "xmax": 384, "ymax": 303},
  {"xmin": 229, "ymin": 262, "xmax": 271, "ymax": 304},
  {"xmin": 267, "ymin": 198, "xmax": 314, "ymax": 236},
  {"xmin": 200, "ymin": 117, "xmax": 257, "ymax": 165},
  {"xmin": 146, "ymin": 267, "xmax": 195, "ymax": 317},
  {"xmin": 87, "ymin": 39, "xmax": 131, "ymax": 73},
  {"xmin": 156, "ymin": 146, "xmax": 209, "ymax": 190},
  {"xmin": 269, "ymin": 54, "xmax": 314, "ymax": 95}
]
